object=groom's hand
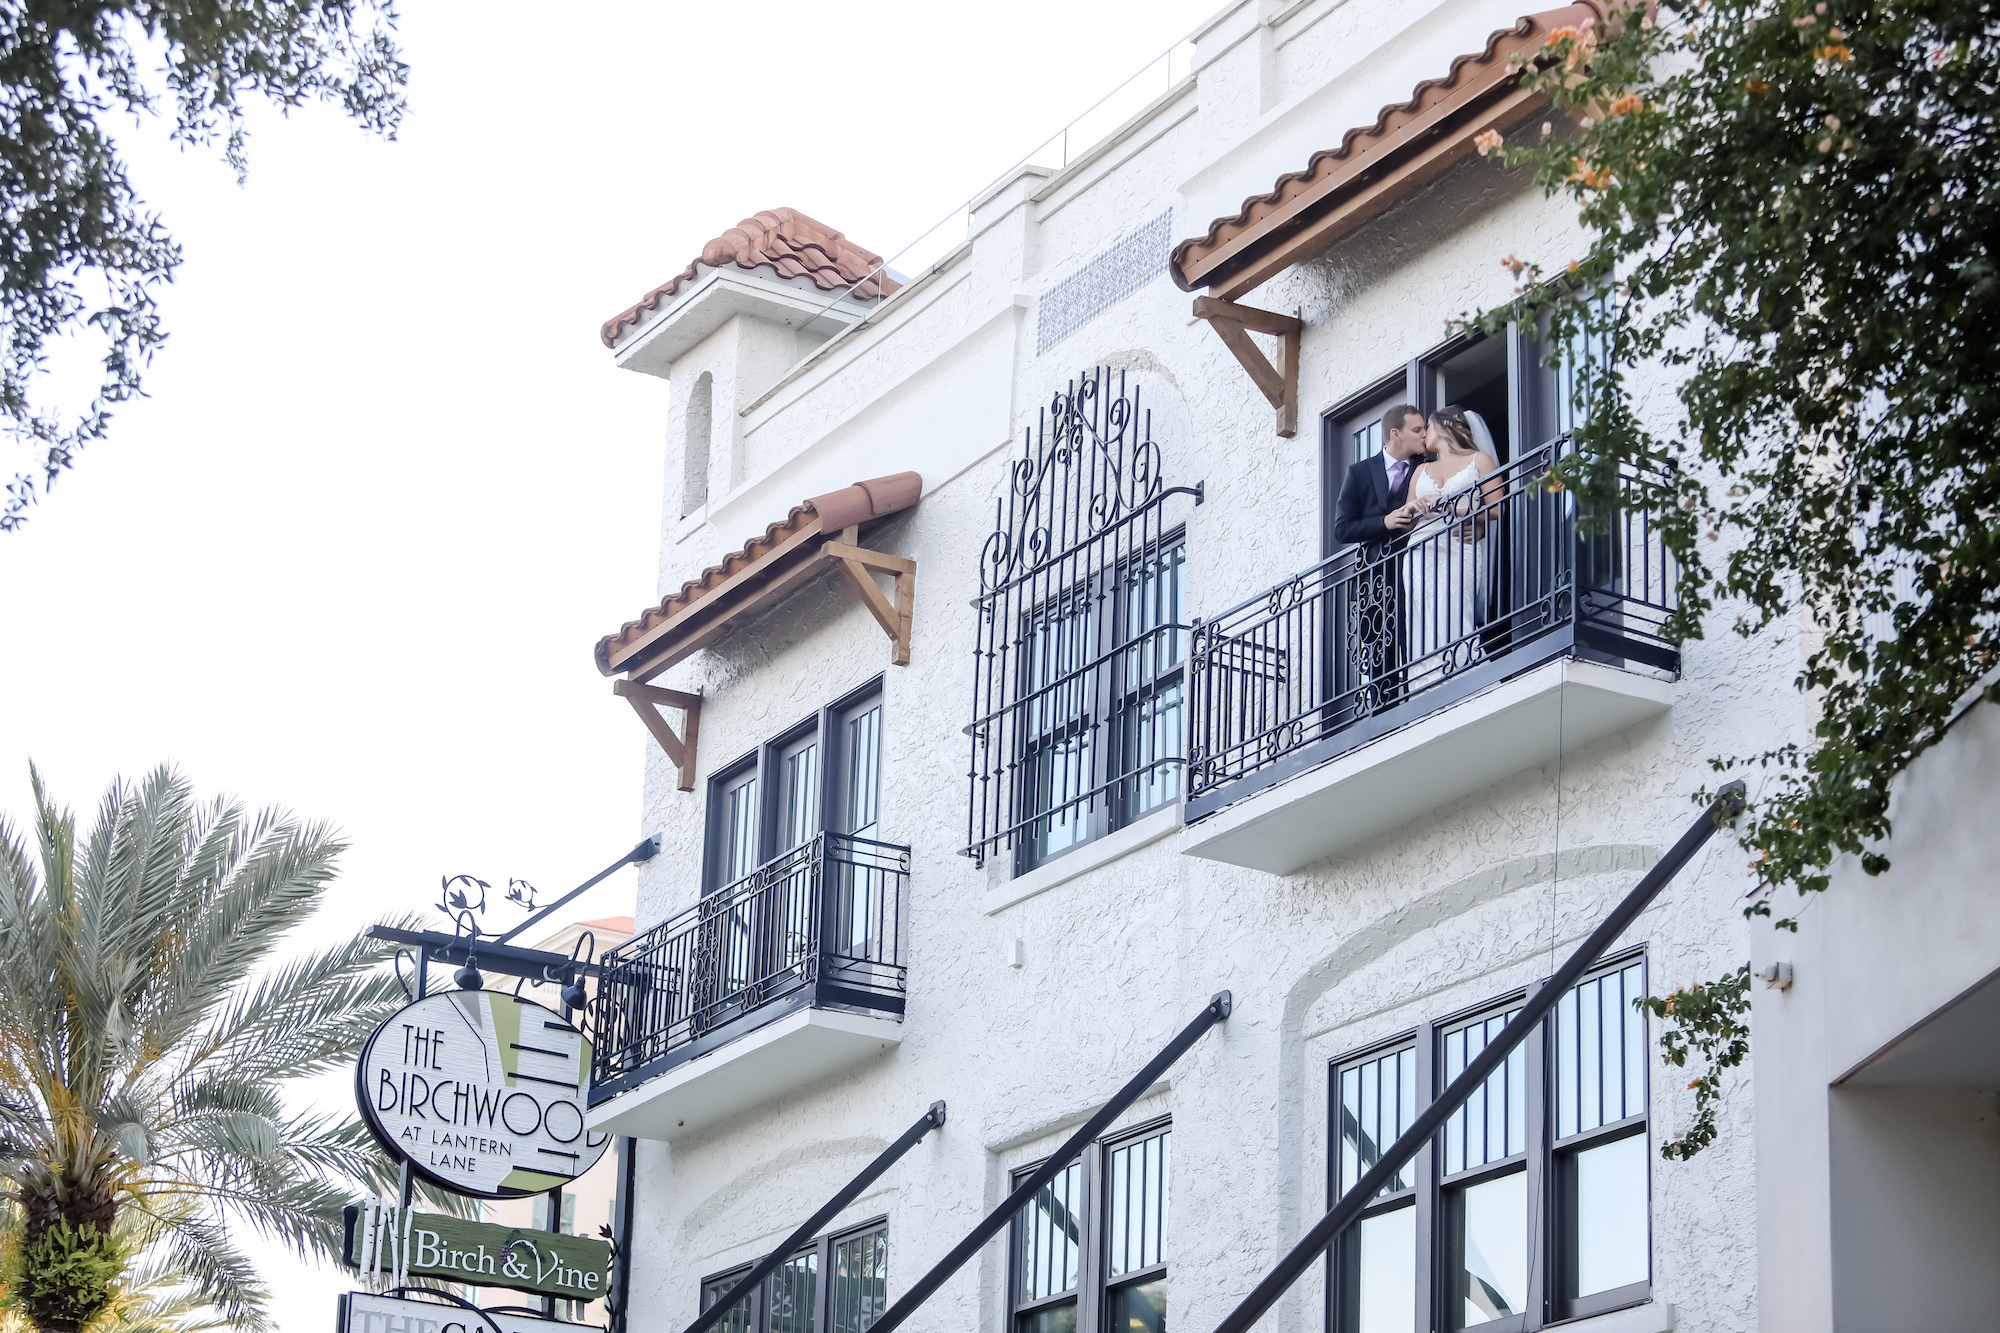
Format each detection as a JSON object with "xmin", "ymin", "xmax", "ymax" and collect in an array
[{"xmin": 1384, "ymin": 503, "xmax": 1418, "ymax": 532}]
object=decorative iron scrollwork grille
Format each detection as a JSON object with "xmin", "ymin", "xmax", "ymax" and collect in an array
[{"xmin": 964, "ymin": 367, "xmax": 1203, "ymax": 870}]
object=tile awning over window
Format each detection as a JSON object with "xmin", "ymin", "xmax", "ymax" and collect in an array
[
  {"xmin": 595, "ymin": 471, "xmax": 922, "ymax": 681},
  {"xmin": 1170, "ymin": 3, "xmax": 1604, "ymax": 301}
]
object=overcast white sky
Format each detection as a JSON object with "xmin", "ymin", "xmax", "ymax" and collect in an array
[{"xmin": 0, "ymin": 1, "xmax": 1217, "ymax": 1327}]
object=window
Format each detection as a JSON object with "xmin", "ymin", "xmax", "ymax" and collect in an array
[
  {"xmin": 965, "ymin": 367, "xmax": 1203, "ymax": 872},
  {"xmin": 1328, "ymin": 955, "xmax": 1651, "ymax": 1332},
  {"xmin": 1009, "ymin": 1120, "xmax": 1171, "ymax": 1333},
  {"xmin": 705, "ymin": 681, "xmax": 885, "ymax": 892},
  {"xmin": 684, "ymin": 371, "xmax": 713, "ymax": 517},
  {"xmin": 1017, "ymin": 534, "xmax": 1187, "ymax": 872},
  {"xmin": 702, "ymin": 1220, "xmax": 888, "ymax": 1333}
]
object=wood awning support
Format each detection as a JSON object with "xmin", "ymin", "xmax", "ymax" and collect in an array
[
  {"xmin": 612, "ymin": 680, "xmax": 701, "ymax": 791},
  {"xmin": 825, "ymin": 529, "xmax": 916, "ymax": 666},
  {"xmin": 1193, "ymin": 296, "xmax": 1303, "ymax": 438}
]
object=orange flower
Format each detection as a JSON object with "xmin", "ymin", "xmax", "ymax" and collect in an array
[
  {"xmin": 1745, "ymin": 76, "xmax": 1771, "ymax": 97},
  {"xmin": 1568, "ymin": 158, "xmax": 1613, "ymax": 189},
  {"xmin": 1815, "ymin": 42, "xmax": 1853, "ymax": 62},
  {"xmin": 1474, "ymin": 128, "xmax": 1506, "ymax": 156},
  {"xmin": 1609, "ymin": 92, "xmax": 1645, "ymax": 115},
  {"xmin": 1548, "ymin": 24, "xmax": 1581, "ymax": 40}
]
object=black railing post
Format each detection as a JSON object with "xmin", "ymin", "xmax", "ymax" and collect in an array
[
  {"xmin": 1206, "ymin": 783, "xmax": 1743, "ymax": 1333},
  {"xmin": 681, "ymin": 1101, "xmax": 948, "ymax": 1333},
  {"xmin": 867, "ymin": 991, "xmax": 1234, "ymax": 1333}
]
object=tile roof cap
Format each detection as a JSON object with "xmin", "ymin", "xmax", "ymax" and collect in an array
[
  {"xmin": 602, "ymin": 208, "xmax": 900, "ymax": 348},
  {"xmin": 594, "ymin": 471, "xmax": 923, "ymax": 676},
  {"xmin": 1170, "ymin": 3, "xmax": 1604, "ymax": 293}
]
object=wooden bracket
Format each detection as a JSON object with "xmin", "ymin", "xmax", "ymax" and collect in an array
[
  {"xmin": 1193, "ymin": 295, "xmax": 1303, "ymax": 438},
  {"xmin": 612, "ymin": 679, "xmax": 701, "ymax": 791},
  {"xmin": 824, "ymin": 528, "xmax": 916, "ymax": 666}
]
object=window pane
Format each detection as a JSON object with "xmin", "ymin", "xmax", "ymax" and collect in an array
[
  {"xmin": 1017, "ymin": 1160, "xmax": 1083, "ymax": 1302},
  {"xmin": 1353, "ymin": 418, "xmax": 1384, "ymax": 463},
  {"xmin": 830, "ymin": 1227, "xmax": 887, "ymax": 1333},
  {"xmin": 1017, "ymin": 1303, "xmax": 1077, "ymax": 1333},
  {"xmin": 843, "ymin": 705, "xmax": 882, "ymax": 839},
  {"xmin": 1107, "ymin": 1127, "xmax": 1170, "ymax": 1276},
  {"xmin": 1356, "ymin": 1205, "xmax": 1416, "ymax": 1333},
  {"xmin": 1458, "ymin": 1171, "xmax": 1527, "ymax": 1328},
  {"xmin": 1441, "ymin": 1011, "xmax": 1524, "ymax": 1175},
  {"xmin": 1574, "ymin": 1135, "xmax": 1649, "ymax": 1297},
  {"xmin": 723, "ymin": 775, "xmax": 760, "ymax": 883},
  {"xmin": 769, "ymin": 1252, "xmax": 818, "ymax": 1333},
  {"xmin": 1119, "ymin": 678, "xmax": 1183, "ymax": 819},
  {"xmin": 1027, "ymin": 732, "xmax": 1094, "ymax": 859},
  {"xmin": 781, "ymin": 742, "xmax": 819, "ymax": 851},
  {"xmin": 1556, "ymin": 963, "xmax": 1646, "ymax": 1138},
  {"xmin": 1107, "ymin": 1277, "xmax": 1166, "ymax": 1333},
  {"xmin": 702, "ymin": 1275, "xmax": 754, "ymax": 1333},
  {"xmin": 1338, "ymin": 1047, "xmax": 1415, "ymax": 1197}
]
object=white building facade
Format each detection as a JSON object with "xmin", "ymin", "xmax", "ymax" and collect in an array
[{"xmin": 577, "ymin": 3, "xmax": 2000, "ymax": 1332}]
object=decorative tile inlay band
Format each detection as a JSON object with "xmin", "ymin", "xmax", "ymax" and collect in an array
[{"xmin": 1036, "ymin": 209, "xmax": 1173, "ymax": 355}]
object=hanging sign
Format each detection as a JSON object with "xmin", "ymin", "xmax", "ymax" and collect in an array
[
  {"xmin": 355, "ymin": 991, "xmax": 610, "ymax": 1198},
  {"xmin": 338, "ymin": 1291, "xmax": 597, "ymax": 1333},
  {"xmin": 342, "ymin": 1205, "xmax": 612, "ymax": 1301}
]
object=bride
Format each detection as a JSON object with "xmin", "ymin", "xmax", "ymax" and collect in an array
[{"xmin": 1404, "ymin": 406, "xmax": 1501, "ymax": 676}]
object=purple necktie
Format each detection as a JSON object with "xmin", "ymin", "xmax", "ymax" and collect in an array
[{"xmin": 1388, "ymin": 458, "xmax": 1409, "ymax": 496}]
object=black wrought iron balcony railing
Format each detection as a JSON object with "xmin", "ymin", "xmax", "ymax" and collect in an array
[
  {"xmin": 1185, "ymin": 436, "xmax": 1678, "ymax": 820},
  {"xmin": 588, "ymin": 832, "xmax": 909, "ymax": 1104}
]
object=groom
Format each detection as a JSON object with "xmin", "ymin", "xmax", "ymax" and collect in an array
[{"xmin": 1331, "ymin": 404, "xmax": 1432, "ymax": 705}]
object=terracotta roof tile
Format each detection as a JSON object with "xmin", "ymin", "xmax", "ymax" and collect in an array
[
  {"xmin": 595, "ymin": 471, "xmax": 922, "ymax": 676},
  {"xmin": 601, "ymin": 208, "xmax": 901, "ymax": 348},
  {"xmin": 1171, "ymin": 4, "xmax": 1602, "ymax": 293}
]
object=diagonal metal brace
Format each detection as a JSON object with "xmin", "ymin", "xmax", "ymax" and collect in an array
[
  {"xmin": 1205, "ymin": 781, "xmax": 1747, "ymax": 1333},
  {"xmin": 866, "ymin": 992, "xmax": 1233, "ymax": 1333},
  {"xmin": 680, "ymin": 1102, "xmax": 948, "ymax": 1333}
]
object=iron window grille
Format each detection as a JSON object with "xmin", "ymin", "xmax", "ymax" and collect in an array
[
  {"xmin": 702, "ymin": 1218, "xmax": 889, "ymax": 1333},
  {"xmin": 1009, "ymin": 1118, "xmax": 1171, "ymax": 1333},
  {"xmin": 1328, "ymin": 953, "xmax": 1651, "ymax": 1333},
  {"xmin": 965, "ymin": 367, "xmax": 1202, "ymax": 871}
]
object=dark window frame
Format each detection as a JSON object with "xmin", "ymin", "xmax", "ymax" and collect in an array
[
  {"xmin": 700, "ymin": 1214, "xmax": 890, "ymax": 1333},
  {"xmin": 1007, "ymin": 1115, "xmax": 1173, "ymax": 1333},
  {"xmin": 1012, "ymin": 531, "xmax": 1188, "ymax": 876},
  {"xmin": 1326, "ymin": 950, "xmax": 1651, "ymax": 1333},
  {"xmin": 702, "ymin": 677, "xmax": 886, "ymax": 893}
]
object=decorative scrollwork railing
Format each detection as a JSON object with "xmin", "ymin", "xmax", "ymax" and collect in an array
[
  {"xmin": 588, "ymin": 832, "xmax": 909, "ymax": 1102},
  {"xmin": 1185, "ymin": 436, "xmax": 1678, "ymax": 814},
  {"xmin": 965, "ymin": 367, "xmax": 1203, "ymax": 869}
]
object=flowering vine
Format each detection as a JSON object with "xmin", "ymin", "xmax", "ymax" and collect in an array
[{"xmin": 1466, "ymin": 0, "xmax": 1999, "ymax": 1153}]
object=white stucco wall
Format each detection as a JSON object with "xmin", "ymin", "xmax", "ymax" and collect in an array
[
  {"xmin": 596, "ymin": 2, "xmax": 1812, "ymax": 1332},
  {"xmin": 1754, "ymin": 695, "xmax": 2000, "ymax": 1332}
]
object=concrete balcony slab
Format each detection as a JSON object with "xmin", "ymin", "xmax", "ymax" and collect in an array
[
  {"xmin": 585, "ymin": 1006, "xmax": 903, "ymax": 1142},
  {"xmin": 1179, "ymin": 658, "xmax": 1672, "ymax": 875}
]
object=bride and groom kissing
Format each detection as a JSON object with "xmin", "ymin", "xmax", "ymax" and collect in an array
[{"xmin": 1330, "ymin": 402, "xmax": 1502, "ymax": 697}]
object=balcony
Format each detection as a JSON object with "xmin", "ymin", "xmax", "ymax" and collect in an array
[
  {"xmin": 585, "ymin": 832, "xmax": 908, "ymax": 1139},
  {"xmin": 1181, "ymin": 438, "xmax": 1678, "ymax": 874}
]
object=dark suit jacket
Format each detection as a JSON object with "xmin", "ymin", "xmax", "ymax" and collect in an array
[{"xmin": 1331, "ymin": 453, "xmax": 1418, "ymax": 550}]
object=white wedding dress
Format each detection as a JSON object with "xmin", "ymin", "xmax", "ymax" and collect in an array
[{"xmin": 1403, "ymin": 460, "xmax": 1490, "ymax": 676}]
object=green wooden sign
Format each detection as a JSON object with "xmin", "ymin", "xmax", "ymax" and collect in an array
[{"xmin": 343, "ymin": 1207, "xmax": 612, "ymax": 1301}]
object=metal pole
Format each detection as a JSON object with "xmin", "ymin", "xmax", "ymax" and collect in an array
[
  {"xmin": 1206, "ymin": 782, "xmax": 1743, "ymax": 1333},
  {"xmin": 398, "ymin": 949, "xmax": 428, "ymax": 1211},
  {"xmin": 494, "ymin": 838, "xmax": 660, "ymax": 945},
  {"xmin": 610, "ymin": 1136, "xmax": 637, "ymax": 1333},
  {"xmin": 867, "ymin": 992, "xmax": 1233, "ymax": 1333},
  {"xmin": 682, "ymin": 1101, "xmax": 949, "ymax": 1333}
]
